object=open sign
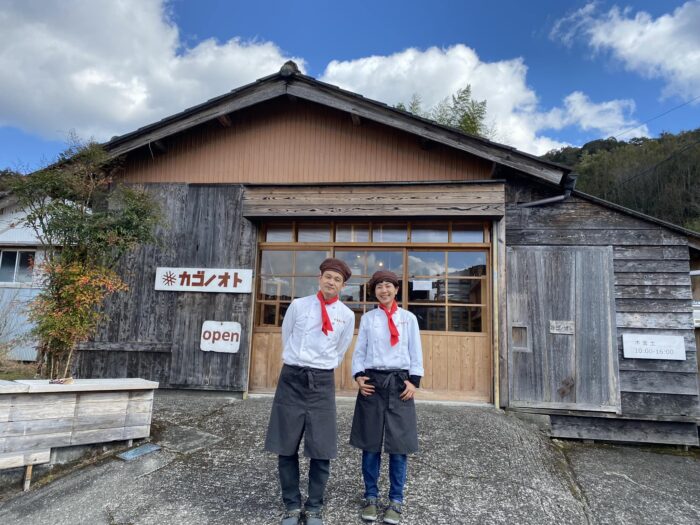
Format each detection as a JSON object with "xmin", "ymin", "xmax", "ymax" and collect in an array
[{"xmin": 200, "ymin": 321, "xmax": 242, "ymax": 353}]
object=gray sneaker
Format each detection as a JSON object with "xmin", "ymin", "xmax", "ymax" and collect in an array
[
  {"xmin": 361, "ymin": 497, "xmax": 379, "ymax": 521},
  {"xmin": 383, "ymin": 501, "xmax": 402, "ymax": 524},
  {"xmin": 305, "ymin": 508, "xmax": 324, "ymax": 525},
  {"xmin": 280, "ymin": 508, "xmax": 302, "ymax": 525}
]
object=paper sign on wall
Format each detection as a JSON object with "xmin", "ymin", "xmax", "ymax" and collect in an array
[
  {"xmin": 622, "ymin": 333, "xmax": 686, "ymax": 360},
  {"xmin": 412, "ymin": 280, "xmax": 433, "ymax": 291},
  {"xmin": 200, "ymin": 321, "xmax": 242, "ymax": 353}
]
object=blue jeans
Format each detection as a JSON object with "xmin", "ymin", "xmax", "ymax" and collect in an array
[{"xmin": 362, "ymin": 450, "xmax": 407, "ymax": 503}]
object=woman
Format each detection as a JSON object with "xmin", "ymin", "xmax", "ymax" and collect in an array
[{"xmin": 350, "ymin": 270, "xmax": 424, "ymax": 524}]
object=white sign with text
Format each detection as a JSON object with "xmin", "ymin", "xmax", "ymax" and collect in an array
[
  {"xmin": 200, "ymin": 321, "xmax": 242, "ymax": 353},
  {"xmin": 622, "ymin": 333, "xmax": 686, "ymax": 360},
  {"xmin": 155, "ymin": 267, "xmax": 252, "ymax": 293}
]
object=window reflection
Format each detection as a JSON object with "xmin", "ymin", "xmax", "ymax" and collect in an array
[
  {"xmin": 298, "ymin": 223, "xmax": 331, "ymax": 242},
  {"xmin": 408, "ymin": 251, "xmax": 445, "ymax": 277},
  {"xmin": 452, "ymin": 224, "xmax": 483, "ymax": 243},
  {"xmin": 372, "ymin": 224, "xmax": 407, "ymax": 243},
  {"xmin": 449, "ymin": 306, "xmax": 482, "ymax": 332},
  {"xmin": 336, "ymin": 223, "xmax": 369, "ymax": 243},
  {"xmin": 260, "ymin": 251, "xmax": 293, "ymax": 276},
  {"xmin": 447, "ymin": 251, "xmax": 487, "ymax": 276},
  {"xmin": 366, "ymin": 251, "xmax": 403, "ymax": 274},
  {"xmin": 266, "ymin": 224, "xmax": 293, "ymax": 242},
  {"xmin": 408, "ymin": 305, "xmax": 446, "ymax": 331},
  {"xmin": 295, "ymin": 251, "xmax": 330, "ymax": 275},
  {"xmin": 412, "ymin": 225, "xmax": 448, "ymax": 243},
  {"xmin": 445, "ymin": 279, "xmax": 482, "ymax": 304}
]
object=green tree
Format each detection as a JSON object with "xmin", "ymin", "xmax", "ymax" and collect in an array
[
  {"xmin": 396, "ymin": 85, "xmax": 493, "ymax": 138},
  {"xmin": 10, "ymin": 140, "xmax": 162, "ymax": 379}
]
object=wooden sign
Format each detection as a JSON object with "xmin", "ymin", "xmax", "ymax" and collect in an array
[
  {"xmin": 549, "ymin": 320, "xmax": 575, "ymax": 335},
  {"xmin": 200, "ymin": 321, "xmax": 242, "ymax": 353},
  {"xmin": 155, "ymin": 267, "xmax": 252, "ymax": 293},
  {"xmin": 622, "ymin": 333, "xmax": 686, "ymax": 360}
]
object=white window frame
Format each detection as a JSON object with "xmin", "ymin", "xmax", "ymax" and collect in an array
[{"xmin": 0, "ymin": 248, "xmax": 36, "ymax": 284}]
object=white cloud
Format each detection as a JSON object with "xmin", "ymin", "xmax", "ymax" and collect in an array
[
  {"xmin": 0, "ymin": 0, "xmax": 303, "ymax": 141},
  {"xmin": 551, "ymin": 1, "xmax": 700, "ymax": 101},
  {"xmin": 0, "ymin": 1, "xmax": 644, "ymax": 157},
  {"xmin": 321, "ymin": 45, "xmax": 644, "ymax": 154}
]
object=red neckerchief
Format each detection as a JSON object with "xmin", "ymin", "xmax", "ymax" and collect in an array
[
  {"xmin": 379, "ymin": 301, "xmax": 399, "ymax": 347},
  {"xmin": 317, "ymin": 291, "xmax": 338, "ymax": 335}
]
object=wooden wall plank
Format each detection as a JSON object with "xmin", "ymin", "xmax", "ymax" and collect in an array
[
  {"xmin": 621, "ymin": 392, "xmax": 700, "ymax": 416},
  {"xmin": 550, "ymin": 416, "xmax": 699, "ymax": 445},
  {"xmin": 121, "ymin": 99, "xmax": 494, "ymax": 185},
  {"xmin": 620, "ymin": 371, "xmax": 699, "ymax": 395}
]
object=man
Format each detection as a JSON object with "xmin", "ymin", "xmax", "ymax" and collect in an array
[{"xmin": 264, "ymin": 257, "xmax": 355, "ymax": 525}]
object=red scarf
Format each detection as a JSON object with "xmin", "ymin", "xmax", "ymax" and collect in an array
[
  {"xmin": 379, "ymin": 301, "xmax": 399, "ymax": 346},
  {"xmin": 317, "ymin": 291, "xmax": 338, "ymax": 335}
]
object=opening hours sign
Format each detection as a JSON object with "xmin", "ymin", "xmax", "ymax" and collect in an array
[{"xmin": 155, "ymin": 267, "xmax": 252, "ymax": 293}]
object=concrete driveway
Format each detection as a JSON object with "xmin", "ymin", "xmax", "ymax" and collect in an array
[{"xmin": 1, "ymin": 391, "xmax": 699, "ymax": 524}]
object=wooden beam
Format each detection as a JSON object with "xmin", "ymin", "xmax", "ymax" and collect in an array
[{"xmin": 217, "ymin": 114, "xmax": 232, "ymax": 127}]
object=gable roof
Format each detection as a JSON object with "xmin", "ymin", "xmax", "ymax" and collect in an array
[{"xmin": 104, "ymin": 62, "xmax": 571, "ymax": 186}]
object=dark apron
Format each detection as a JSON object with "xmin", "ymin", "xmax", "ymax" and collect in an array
[
  {"xmin": 349, "ymin": 369, "xmax": 419, "ymax": 454},
  {"xmin": 264, "ymin": 364, "xmax": 337, "ymax": 460}
]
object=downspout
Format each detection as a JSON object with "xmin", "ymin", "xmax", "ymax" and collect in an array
[{"xmin": 518, "ymin": 172, "xmax": 578, "ymax": 208}]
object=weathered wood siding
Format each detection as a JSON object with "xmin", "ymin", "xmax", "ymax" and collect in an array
[
  {"xmin": 507, "ymin": 246, "xmax": 619, "ymax": 412},
  {"xmin": 242, "ymin": 183, "xmax": 504, "ymax": 217},
  {"xmin": 120, "ymin": 99, "xmax": 493, "ymax": 185},
  {"xmin": 506, "ymin": 176, "xmax": 699, "ymax": 423},
  {"xmin": 77, "ymin": 184, "xmax": 257, "ymax": 390}
]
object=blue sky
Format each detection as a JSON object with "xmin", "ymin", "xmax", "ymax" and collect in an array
[{"xmin": 1, "ymin": 0, "xmax": 699, "ymax": 171}]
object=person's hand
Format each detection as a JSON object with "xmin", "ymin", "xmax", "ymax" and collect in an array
[
  {"xmin": 400, "ymin": 380, "xmax": 416, "ymax": 401},
  {"xmin": 357, "ymin": 376, "xmax": 375, "ymax": 397}
]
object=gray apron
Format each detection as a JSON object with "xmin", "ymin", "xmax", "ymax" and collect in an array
[
  {"xmin": 350, "ymin": 369, "xmax": 419, "ymax": 454},
  {"xmin": 264, "ymin": 364, "xmax": 337, "ymax": 460}
]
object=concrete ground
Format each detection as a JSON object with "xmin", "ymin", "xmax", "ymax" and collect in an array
[{"xmin": 1, "ymin": 391, "xmax": 699, "ymax": 524}]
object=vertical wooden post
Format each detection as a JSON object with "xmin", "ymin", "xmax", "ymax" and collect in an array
[{"xmin": 23, "ymin": 465, "xmax": 33, "ymax": 491}]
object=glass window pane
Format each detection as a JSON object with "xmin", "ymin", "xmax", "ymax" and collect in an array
[
  {"xmin": 446, "ymin": 279, "xmax": 483, "ymax": 304},
  {"xmin": 260, "ymin": 304, "xmax": 277, "ymax": 326},
  {"xmin": 447, "ymin": 251, "xmax": 487, "ymax": 277},
  {"xmin": 366, "ymin": 251, "xmax": 403, "ymax": 274},
  {"xmin": 449, "ymin": 306, "xmax": 483, "ymax": 332},
  {"xmin": 259, "ymin": 277, "xmax": 291, "ymax": 301},
  {"xmin": 293, "ymin": 276, "xmax": 320, "ymax": 299},
  {"xmin": 336, "ymin": 223, "xmax": 369, "ymax": 243},
  {"xmin": 260, "ymin": 251, "xmax": 293, "ymax": 276},
  {"xmin": 408, "ymin": 305, "xmax": 446, "ymax": 331},
  {"xmin": 279, "ymin": 303, "xmax": 290, "ymax": 325},
  {"xmin": 298, "ymin": 223, "xmax": 331, "ymax": 242},
  {"xmin": 266, "ymin": 224, "xmax": 293, "ymax": 242},
  {"xmin": 295, "ymin": 251, "xmax": 330, "ymax": 275},
  {"xmin": 340, "ymin": 278, "xmax": 365, "ymax": 302},
  {"xmin": 335, "ymin": 251, "xmax": 366, "ymax": 277},
  {"xmin": 372, "ymin": 223, "xmax": 407, "ymax": 243},
  {"xmin": 452, "ymin": 224, "xmax": 484, "ymax": 243},
  {"xmin": 407, "ymin": 279, "xmax": 443, "ymax": 303},
  {"xmin": 16, "ymin": 252, "xmax": 34, "ymax": 283},
  {"xmin": 408, "ymin": 251, "xmax": 444, "ymax": 277},
  {"xmin": 411, "ymin": 224, "xmax": 448, "ymax": 243},
  {"xmin": 0, "ymin": 251, "xmax": 17, "ymax": 282}
]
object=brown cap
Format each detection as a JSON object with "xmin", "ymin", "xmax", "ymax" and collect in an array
[
  {"xmin": 319, "ymin": 258, "xmax": 352, "ymax": 281},
  {"xmin": 368, "ymin": 270, "xmax": 400, "ymax": 292}
]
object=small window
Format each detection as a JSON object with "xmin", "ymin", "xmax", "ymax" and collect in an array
[
  {"xmin": 0, "ymin": 250, "xmax": 34, "ymax": 283},
  {"xmin": 411, "ymin": 224, "xmax": 448, "ymax": 243},
  {"xmin": 265, "ymin": 224, "xmax": 293, "ymax": 242},
  {"xmin": 452, "ymin": 224, "xmax": 484, "ymax": 243},
  {"xmin": 336, "ymin": 223, "xmax": 369, "ymax": 243},
  {"xmin": 372, "ymin": 223, "xmax": 407, "ymax": 243},
  {"xmin": 298, "ymin": 223, "xmax": 331, "ymax": 242}
]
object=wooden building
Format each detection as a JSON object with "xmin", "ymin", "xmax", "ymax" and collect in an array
[{"xmin": 76, "ymin": 62, "xmax": 700, "ymax": 445}]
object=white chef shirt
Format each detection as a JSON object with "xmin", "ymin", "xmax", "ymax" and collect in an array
[
  {"xmin": 351, "ymin": 306, "xmax": 424, "ymax": 378},
  {"xmin": 281, "ymin": 294, "xmax": 355, "ymax": 369}
]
